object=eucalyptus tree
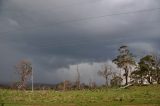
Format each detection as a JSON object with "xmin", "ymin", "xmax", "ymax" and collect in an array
[
  {"xmin": 133, "ymin": 54, "xmax": 160, "ymax": 84},
  {"xmin": 139, "ymin": 55, "xmax": 156, "ymax": 84},
  {"xmin": 113, "ymin": 46, "xmax": 135, "ymax": 85}
]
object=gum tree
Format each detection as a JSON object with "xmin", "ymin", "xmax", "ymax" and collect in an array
[{"xmin": 113, "ymin": 46, "xmax": 135, "ymax": 85}]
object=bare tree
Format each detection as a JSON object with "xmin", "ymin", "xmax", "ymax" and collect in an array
[
  {"xmin": 63, "ymin": 80, "xmax": 71, "ymax": 91},
  {"xmin": 89, "ymin": 78, "xmax": 92, "ymax": 88},
  {"xmin": 88, "ymin": 78, "xmax": 96, "ymax": 89},
  {"xmin": 75, "ymin": 65, "xmax": 80, "ymax": 89},
  {"xmin": 15, "ymin": 59, "xmax": 32, "ymax": 90},
  {"xmin": 98, "ymin": 65, "xmax": 112, "ymax": 86}
]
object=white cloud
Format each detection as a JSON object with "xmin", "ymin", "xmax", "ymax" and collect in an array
[{"xmin": 38, "ymin": 60, "xmax": 119, "ymax": 85}]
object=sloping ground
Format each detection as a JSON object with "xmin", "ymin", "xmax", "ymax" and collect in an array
[{"xmin": 0, "ymin": 85, "xmax": 160, "ymax": 106}]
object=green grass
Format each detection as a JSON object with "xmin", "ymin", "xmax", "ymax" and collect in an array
[{"xmin": 0, "ymin": 85, "xmax": 160, "ymax": 106}]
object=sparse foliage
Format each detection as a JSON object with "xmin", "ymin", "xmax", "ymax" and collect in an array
[
  {"xmin": 15, "ymin": 59, "xmax": 32, "ymax": 90},
  {"xmin": 63, "ymin": 80, "xmax": 71, "ymax": 91},
  {"xmin": 98, "ymin": 65, "xmax": 112, "ymax": 86},
  {"xmin": 113, "ymin": 45, "xmax": 135, "ymax": 85},
  {"xmin": 111, "ymin": 72, "xmax": 123, "ymax": 87},
  {"xmin": 89, "ymin": 78, "xmax": 97, "ymax": 89}
]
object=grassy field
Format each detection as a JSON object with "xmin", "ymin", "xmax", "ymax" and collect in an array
[{"xmin": 0, "ymin": 85, "xmax": 160, "ymax": 106}]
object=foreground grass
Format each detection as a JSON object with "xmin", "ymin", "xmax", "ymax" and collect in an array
[{"xmin": 0, "ymin": 85, "xmax": 160, "ymax": 106}]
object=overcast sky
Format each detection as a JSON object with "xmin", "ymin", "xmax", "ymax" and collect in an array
[{"xmin": 0, "ymin": 0, "xmax": 160, "ymax": 85}]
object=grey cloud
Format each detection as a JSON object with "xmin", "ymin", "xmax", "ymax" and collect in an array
[{"xmin": 0, "ymin": 0, "xmax": 160, "ymax": 84}]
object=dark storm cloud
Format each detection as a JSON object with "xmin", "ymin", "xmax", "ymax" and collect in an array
[{"xmin": 0, "ymin": 0, "xmax": 160, "ymax": 84}]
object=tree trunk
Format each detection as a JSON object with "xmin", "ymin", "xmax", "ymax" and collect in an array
[
  {"xmin": 146, "ymin": 76, "xmax": 152, "ymax": 84},
  {"xmin": 106, "ymin": 77, "xmax": 108, "ymax": 87},
  {"xmin": 125, "ymin": 74, "xmax": 128, "ymax": 85},
  {"xmin": 140, "ymin": 75, "xmax": 143, "ymax": 85},
  {"xmin": 158, "ymin": 78, "xmax": 160, "ymax": 84},
  {"xmin": 157, "ymin": 75, "xmax": 160, "ymax": 84},
  {"xmin": 157, "ymin": 70, "xmax": 160, "ymax": 84},
  {"xmin": 124, "ymin": 68, "xmax": 128, "ymax": 85}
]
